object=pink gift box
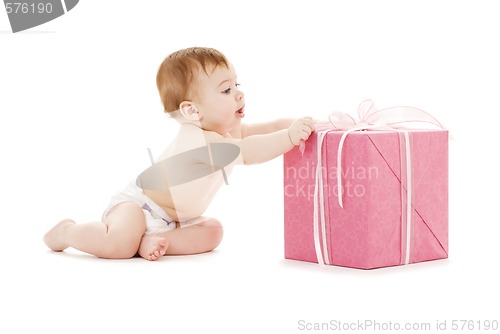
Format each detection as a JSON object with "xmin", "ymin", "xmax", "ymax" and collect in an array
[{"xmin": 283, "ymin": 127, "xmax": 448, "ymax": 269}]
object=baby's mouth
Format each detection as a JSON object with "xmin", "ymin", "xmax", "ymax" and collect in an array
[{"xmin": 236, "ymin": 105, "xmax": 245, "ymax": 117}]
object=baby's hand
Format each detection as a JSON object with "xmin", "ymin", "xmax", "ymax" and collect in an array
[{"xmin": 288, "ymin": 117, "xmax": 315, "ymax": 146}]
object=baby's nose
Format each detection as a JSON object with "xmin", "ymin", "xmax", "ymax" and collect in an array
[{"xmin": 236, "ymin": 89, "xmax": 244, "ymax": 101}]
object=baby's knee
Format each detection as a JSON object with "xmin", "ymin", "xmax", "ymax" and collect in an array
[{"xmin": 202, "ymin": 219, "xmax": 224, "ymax": 250}]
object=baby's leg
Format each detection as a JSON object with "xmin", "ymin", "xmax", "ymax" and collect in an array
[
  {"xmin": 155, "ymin": 218, "xmax": 223, "ymax": 255},
  {"xmin": 44, "ymin": 202, "xmax": 146, "ymax": 259}
]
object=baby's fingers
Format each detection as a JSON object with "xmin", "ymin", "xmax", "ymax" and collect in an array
[
  {"xmin": 300, "ymin": 126, "xmax": 313, "ymax": 140},
  {"xmin": 300, "ymin": 117, "xmax": 315, "ymax": 132}
]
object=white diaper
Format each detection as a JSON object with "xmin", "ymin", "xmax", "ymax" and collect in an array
[{"xmin": 102, "ymin": 181, "xmax": 201, "ymax": 235}]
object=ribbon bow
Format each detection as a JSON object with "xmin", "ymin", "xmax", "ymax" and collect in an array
[{"xmin": 328, "ymin": 99, "xmax": 444, "ymax": 130}]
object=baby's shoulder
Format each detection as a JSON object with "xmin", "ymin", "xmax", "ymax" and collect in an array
[
  {"xmin": 168, "ymin": 125, "xmax": 231, "ymax": 151},
  {"xmin": 163, "ymin": 125, "xmax": 242, "ymax": 166}
]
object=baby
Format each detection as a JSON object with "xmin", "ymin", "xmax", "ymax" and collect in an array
[{"xmin": 44, "ymin": 47, "xmax": 314, "ymax": 261}]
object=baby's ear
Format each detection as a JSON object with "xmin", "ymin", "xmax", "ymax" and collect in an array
[{"xmin": 179, "ymin": 101, "xmax": 200, "ymax": 121}]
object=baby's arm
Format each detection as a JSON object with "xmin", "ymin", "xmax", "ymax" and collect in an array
[
  {"xmin": 211, "ymin": 118, "xmax": 314, "ymax": 165},
  {"xmin": 239, "ymin": 118, "xmax": 295, "ymax": 137}
]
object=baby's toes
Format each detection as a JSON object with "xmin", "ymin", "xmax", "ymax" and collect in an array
[{"xmin": 148, "ymin": 250, "xmax": 160, "ymax": 261}]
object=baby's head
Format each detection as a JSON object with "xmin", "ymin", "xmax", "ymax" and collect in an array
[{"xmin": 156, "ymin": 47, "xmax": 230, "ymax": 117}]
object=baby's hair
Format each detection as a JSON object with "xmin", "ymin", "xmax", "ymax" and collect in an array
[{"xmin": 156, "ymin": 47, "xmax": 229, "ymax": 116}]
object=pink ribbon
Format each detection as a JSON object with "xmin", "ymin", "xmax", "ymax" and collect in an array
[
  {"xmin": 311, "ymin": 100, "xmax": 445, "ymax": 266},
  {"xmin": 328, "ymin": 99, "xmax": 444, "ymax": 130}
]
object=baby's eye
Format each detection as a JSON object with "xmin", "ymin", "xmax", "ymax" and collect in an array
[{"xmin": 221, "ymin": 83, "xmax": 241, "ymax": 95}]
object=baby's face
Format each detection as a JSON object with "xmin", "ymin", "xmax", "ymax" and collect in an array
[{"xmin": 192, "ymin": 64, "xmax": 245, "ymax": 134}]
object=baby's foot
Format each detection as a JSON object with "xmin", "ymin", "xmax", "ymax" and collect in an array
[
  {"xmin": 138, "ymin": 235, "xmax": 169, "ymax": 261},
  {"xmin": 43, "ymin": 219, "xmax": 75, "ymax": 251}
]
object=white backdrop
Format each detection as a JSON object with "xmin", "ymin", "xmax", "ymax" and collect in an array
[{"xmin": 1, "ymin": 1, "xmax": 498, "ymax": 333}]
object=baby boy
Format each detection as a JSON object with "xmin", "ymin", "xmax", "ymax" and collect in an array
[{"xmin": 44, "ymin": 47, "xmax": 314, "ymax": 260}]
